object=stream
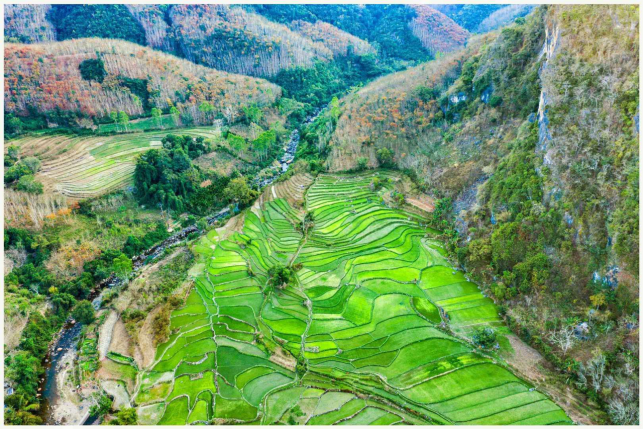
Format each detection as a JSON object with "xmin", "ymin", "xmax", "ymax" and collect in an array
[
  {"xmin": 253, "ymin": 108, "xmax": 320, "ymax": 189},
  {"xmin": 37, "ymin": 208, "xmax": 230, "ymax": 425},
  {"xmin": 37, "ymin": 110, "xmax": 322, "ymax": 424}
]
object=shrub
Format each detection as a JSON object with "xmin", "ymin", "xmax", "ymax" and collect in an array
[
  {"xmin": 376, "ymin": 147, "xmax": 395, "ymax": 168},
  {"xmin": 72, "ymin": 300, "xmax": 96, "ymax": 325},
  {"xmin": 112, "ymin": 254, "xmax": 133, "ymax": 279},
  {"xmin": 16, "ymin": 175, "xmax": 43, "ymax": 194},
  {"xmin": 21, "ymin": 157, "xmax": 41, "ymax": 174},
  {"xmin": 267, "ymin": 264, "xmax": 295, "ymax": 291},
  {"xmin": 356, "ymin": 157, "xmax": 369, "ymax": 171},
  {"xmin": 89, "ymin": 393, "xmax": 112, "ymax": 417},
  {"xmin": 472, "ymin": 327, "xmax": 497, "ymax": 348},
  {"xmin": 108, "ymin": 407, "xmax": 137, "ymax": 425},
  {"xmin": 4, "ymin": 161, "xmax": 31, "ymax": 184},
  {"xmin": 489, "ymin": 95, "xmax": 503, "ymax": 107},
  {"xmin": 79, "ymin": 58, "xmax": 107, "ymax": 83},
  {"xmin": 122, "ymin": 309, "xmax": 145, "ymax": 323},
  {"xmin": 151, "ymin": 306, "xmax": 171, "ymax": 346}
]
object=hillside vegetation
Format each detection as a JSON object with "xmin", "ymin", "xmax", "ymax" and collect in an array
[
  {"xmin": 5, "ymin": 38, "xmax": 280, "ymax": 128},
  {"xmin": 327, "ymin": 32, "xmax": 494, "ymax": 175},
  {"xmin": 168, "ymin": 5, "xmax": 332, "ymax": 78},
  {"xmin": 408, "ymin": 5, "xmax": 469, "ymax": 56},
  {"xmin": 4, "ymin": 4, "xmax": 55, "ymax": 43},
  {"xmin": 2, "ymin": 4, "xmax": 638, "ymax": 427},
  {"xmin": 5, "ymin": 4, "xmax": 476, "ymax": 107}
]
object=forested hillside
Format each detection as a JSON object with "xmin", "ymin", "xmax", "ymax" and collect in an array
[
  {"xmin": 4, "ymin": 4, "xmax": 474, "ymax": 105},
  {"xmin": 408, "ymin": 5, "xmax": 469, "ymax": 55},
  {"xmin": 432, "ymin": 4, "xmax": 535, "ymax": 33},
  {"xmin": 168, "ymin": 5, "xmax": 332, "ymax": 77},
  {"xmin": 310, "ymin": 5, "xmax": 639, "ymax": 424},
  {"xmin": 251, "ymin": 4, "xmax": 467, "ymax": 66},
  {"xmin": 4, "ymin": 4, "xmax": 55, "ymax": 43},
  {"xmin": 4, "ymin": 39, "xmax": 280, "ymax": 131}
]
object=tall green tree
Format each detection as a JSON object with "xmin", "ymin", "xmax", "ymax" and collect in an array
[
  {"xmin": 72, "ymin": 300, "xmax": 96, "ymax": 325},
  {"xmin": 151, "ymin": 107, "xmax": 162, "ymax": 128},
  {"xmin": 117, "ymin": 111, "xmax": 129, "ymax": 131}
]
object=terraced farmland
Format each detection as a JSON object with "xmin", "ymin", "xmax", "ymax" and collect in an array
[
  {"xmin": 255, "ymin": 173, "xmax": 314, "ymax": 210},
  {"xmin": 131, "ymin": 173, "xmax": 572, "ymax": 425},
  {"xmin": 8, "ymin": 127, "xmax": 222, "ymax": 199}
]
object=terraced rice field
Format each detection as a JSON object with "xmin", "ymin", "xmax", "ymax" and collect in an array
[
  {"xmin": 8, "ymin": 127, "xmax": 222, "ymax": 199},
  {"xmin": 130, "ymin": 173, "xmax": 572, "ymax": 425},
  {"xmin": 255, "ymin": 173, "xmax": 314, "ymax": 210}
]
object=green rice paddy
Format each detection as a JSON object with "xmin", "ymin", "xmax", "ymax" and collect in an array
[
  {"xmin": 131, "ymin": 173, "xmax": 572, "ymax": 425},
  {"xmin": 11, "ymin": 127, "xmax": 222, "ymax": 199}
]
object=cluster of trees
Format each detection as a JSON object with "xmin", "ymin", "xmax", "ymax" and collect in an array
[
  {"xmin": 79, "ymin": 57, "xmax": 107, "ymax": 83},
  {"xmin": 273, "ymin": 53, "xmax": 382, "ymax": 109},
  {"xmin": 121, "ymin": 222, "xmax": 169, "ymax": 258},
  {"xmin": 47, "ymin": 5, "xmax": 146, "ymax": 44},
  {"xmin": 3, "ymin": 208, "xmax": 178, "ymax": 424},
  {"xmin": 4, "ymin": 146, "xmax": 43, "ymax": 194},
  {"xmin": 134, "ymin": 134, "xmax": 210, "ymax": 212},
  {"xmin": 134, "ymin": 134, "xmax": 259, "ymax": 214},
  {"xmin": 266, "ymin": 264, "xmax": 296, "ymax": 292}
]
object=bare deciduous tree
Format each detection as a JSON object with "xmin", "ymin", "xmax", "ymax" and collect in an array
[
  {"xmin": 549, "ymin": 324, "xmax": 577, "ymax": 356},
  {"xmin": 587, "ymin": 351, "xmax": 606, "ymax": 392}
]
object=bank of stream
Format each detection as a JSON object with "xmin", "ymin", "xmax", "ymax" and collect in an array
[{"xmin": 38, "ymin": 110, "xmax": 321, "ymax": 424}]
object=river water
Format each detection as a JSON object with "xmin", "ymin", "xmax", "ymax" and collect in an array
[
  {"xmin": 254, "ymin": 109, "xmax": 320, "ymax": 189},
  {"xmin": 38, "ymin": 208, "xmax": 230, "ymax": 424}
]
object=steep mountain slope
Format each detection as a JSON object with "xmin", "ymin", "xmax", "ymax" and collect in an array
[
  {"xmin": 431, "ymin": 4, "xmax": 535, "ymax": 33},
  {"xmin": 327, "ymin": 32, "xmax": 497, "ymax": 178},
  {"xmin": 4, "ymin": 38, "xmax": 281, "ymax": 124},
  {"xmin": 4, "ymin": 4, "xmax": 55, "ymax": 43},
  {"xmin": 4, "ymin": 4, "xmax": 470, "ymax": 77},
  {"xmin": 167, "ymin": 5, "xmax": 331, "ymax": 78},
  {"xmin": 408, "ymin": 5, "xmax": 469, "ymax": 55},
  {"xmin": 537, "ymin": 5, "xmax": 639, "ymax": 274},
  {"xmin": 321, "ymin": 5, "xmax": 638, "ymax": 424}
]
